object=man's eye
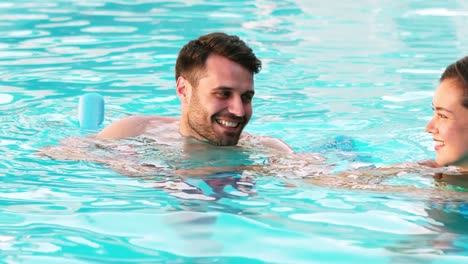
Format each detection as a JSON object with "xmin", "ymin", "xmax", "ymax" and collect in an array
[
  {"xmin": 217, "ymin": 91, "xmax": 230, "ymax": 98},
  {"xmin": 242, "ymin": 94, "xmax": 253, "ymax": 103}
]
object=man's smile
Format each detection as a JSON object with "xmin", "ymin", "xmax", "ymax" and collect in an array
[{"xmin": 216, "ymin": 119, "xmax": 241, "ymax": 128}]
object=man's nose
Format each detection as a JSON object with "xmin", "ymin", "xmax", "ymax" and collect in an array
[{"xmin": 228, "ymin": 96, "xmax": 245, "ymax": 117}]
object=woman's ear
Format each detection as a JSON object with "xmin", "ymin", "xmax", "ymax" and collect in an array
[{"xmin": 176, "ymin": 77, "xmax": 191, "ymax": 104}]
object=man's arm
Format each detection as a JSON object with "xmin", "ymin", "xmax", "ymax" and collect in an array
[
  {"xmin": 37, "ymin": 115, "xmax": 157, "ymax": 176},
  {"xmin": 301, "ymin": 161, "xmax": 468, "ymax": 195},
  {"xmin": 302, "ymin": 173, "xmax": 468, "ymax": 200},
  {"xmin": 336, "ymin": 161, "xmax": 444, "ymax": 177}
]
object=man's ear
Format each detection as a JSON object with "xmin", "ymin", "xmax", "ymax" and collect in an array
[{"xmin": 176, "ymin": 77, "xmax": 191, "ymax": 104}]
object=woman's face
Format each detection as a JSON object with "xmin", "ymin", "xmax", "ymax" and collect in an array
[{"xmin": 425, "ymin": 78, "xmax": 468, "ymax": 168}]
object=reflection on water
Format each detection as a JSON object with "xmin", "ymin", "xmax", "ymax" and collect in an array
[{"xmin": 1, "ymin": 0, "xmax": 468, "ymax": 262}]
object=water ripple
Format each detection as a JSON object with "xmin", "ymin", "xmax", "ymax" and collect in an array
[
  {"xmin": 0, "ymin": 14, "xmax": 49, "ymax": 21},
  {"xmin": 81, "ymin": 26, "xmax": 138, "ymax": 33},
  {"xmin": 2, "ymin": 0, "xmax": 468, "ymax": 262},
  {"xmin": 36, "ymin": 20, "xmax": 90, "ymax": 28}
]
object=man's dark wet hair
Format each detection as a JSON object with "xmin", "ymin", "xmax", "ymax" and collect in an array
[
  {"xmin": 440, "ymin": 56, "xmax": 468, "ymax": 108},
  {"xmin": 175, "ymin": 32, "xmax": 261, "ymax": 87}
]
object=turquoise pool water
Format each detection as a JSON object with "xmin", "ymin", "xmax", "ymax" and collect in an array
[{"xmin": 1, "ymin": 0, "xmax": 468, "ymax": 263}]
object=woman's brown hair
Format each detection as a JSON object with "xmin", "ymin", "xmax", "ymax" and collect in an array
[{"xmin": 440, "ymin": 56, "xmax": 468, "ymax": 108}]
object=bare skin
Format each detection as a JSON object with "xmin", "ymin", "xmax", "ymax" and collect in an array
[
  {"xmin": 425, "ymin": 78, "xmax": 468, "ymax": 171},
  {"xmin": 289, "ymin": 164, "xmax": 468, "ymax": 206},
  {"xmin": 96, "ymin": 55, "xmax": 294, "ymax": 156},
  {"xmin": 39, "ymin": 56, "xmax": 468, "ymax": 200},
  {"xmin": 39, "ymin": 55, "xmax": 320, "ymax": 188},
  {"xmin": 301, "ymin": 77, "xmax": 468, "ymax": 196},
  {"xmin": 96, "ymin": 115, "xmax": 294, "ymax": 154}
]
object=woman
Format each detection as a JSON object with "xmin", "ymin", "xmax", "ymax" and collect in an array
[
  {"xmin": 425, "ymin": 56, "xmax": 468, "ymax": 172},
  {"xmin": 416, "ymin": 56, "xmax": 467, "ymax": 189},
  {"xmin": 303, "ymin": 56, "xmax": 468, "ymax": 193}
]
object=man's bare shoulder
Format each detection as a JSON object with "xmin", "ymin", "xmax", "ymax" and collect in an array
[
  {"xmin": 242, "ymin": 133, "xmax": 294, "ymax": 153},
  {"xmin": 97, "ymin": 115, "xmax": 179, "ymax": 139}
]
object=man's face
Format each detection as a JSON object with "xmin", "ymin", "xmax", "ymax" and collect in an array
[{"xmin": 183, "ymin": 54, "xmax": 254, "ymax": 146}]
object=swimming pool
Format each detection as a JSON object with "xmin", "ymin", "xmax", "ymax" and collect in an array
[{"xmin": 1, "ymin": 0, "xmax": 468, "ymax": 262}]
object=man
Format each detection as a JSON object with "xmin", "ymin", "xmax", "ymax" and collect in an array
[
  {"xmin": 40, "ymin": 33, "xmax": 317, "ymax": 199},
  {"xmin": 96, "ymin": 32, "xmax": 293, "ymax": 153}
]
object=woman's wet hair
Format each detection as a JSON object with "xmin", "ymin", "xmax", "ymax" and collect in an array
[
  {"xmin": 175, "ymin": 32, "xmax": 261, "ymax": 87},
  {"xmin": 440, "ymin": 56, "xmax": 468, "ymax": 108}
]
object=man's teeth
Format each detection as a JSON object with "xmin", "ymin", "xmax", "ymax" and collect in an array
[
  {"xmin": 217, "ymin": 120, "xmax": 239, "ymax": 127},
  {"xmin": 435, "ymin": 141, "xmax": 445, "ymax": 147}
]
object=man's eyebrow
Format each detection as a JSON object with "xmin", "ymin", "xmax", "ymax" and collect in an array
[
  {"xmin": 432, "ymin": 103, "xmax": 454, "ymax": 113},
  {"xmin": 213, "ymin": 87, "xmax": 255, "ymax": 95},
  {"xmin": 214, "ymin": 86, "xmax": 234, "ymax": 91}
]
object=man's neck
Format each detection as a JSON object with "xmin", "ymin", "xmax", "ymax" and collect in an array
[{"xmin": 178, "ymin": 111, "xmax": 192, "ymax": 137}]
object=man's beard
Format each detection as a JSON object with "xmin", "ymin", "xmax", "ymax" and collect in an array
[{"xmin": 186, "ymin": 97, "xmax": 244, "ymax": 146}]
